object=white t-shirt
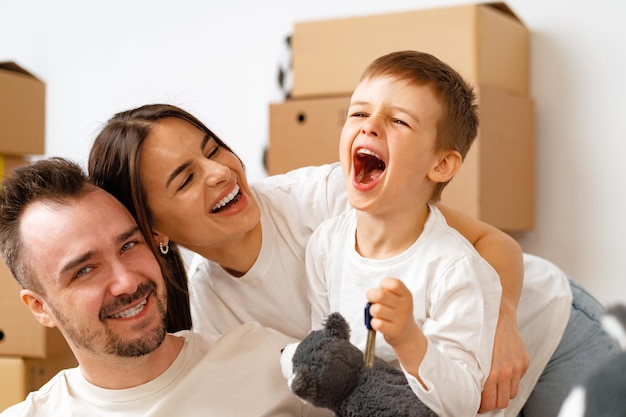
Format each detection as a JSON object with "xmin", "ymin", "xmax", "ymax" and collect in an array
[
  {"xmin": 306, "ymin": 205, "xmax": 503, "ymax": 417},
  {"xmin": 306, "ymin": 206, "xmax": 572, "ymax": 417},
  {"xmin": 184, "ymin": 164, "xmax": 348, "ymax": 339},
  {"xmin": 1, "ymin": 324, "xmax": 333, "ymax": 417}
]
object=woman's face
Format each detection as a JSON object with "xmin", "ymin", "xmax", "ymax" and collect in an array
[{"xmin": 139, "ymin": 117, "xmax": 261, "ymax": 253}]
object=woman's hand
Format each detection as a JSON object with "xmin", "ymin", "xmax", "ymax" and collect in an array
[{"xmin": 479, "ymin": 302, "xmax": 529, "ymax": 412}]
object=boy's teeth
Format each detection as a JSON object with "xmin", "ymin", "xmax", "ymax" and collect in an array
[
  {"xmin": 357, "ymin": 148, "xmax": 381, "ymax": 159},
  {"xmin": 212, "ymin": 184, "xmax": 240, "ymax": 211}
]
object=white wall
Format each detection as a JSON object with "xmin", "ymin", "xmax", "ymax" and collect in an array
[{"xmin": 1, "ymin": 0, "xmax": 625, "ymax": 305}]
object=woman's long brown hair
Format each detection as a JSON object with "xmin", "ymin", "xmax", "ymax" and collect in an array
[{"xmin": 88, "ymin": 104, "xmax": 236, "ymax": 332}]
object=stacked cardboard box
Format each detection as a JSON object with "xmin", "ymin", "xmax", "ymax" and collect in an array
[
  {"xmin": 267, "ymin": 2, "xmax": 534, "ymax": 231},
  {"xmin": 0, "ymin": 62, "xmax": 77, "ymax": 411},
  {"xmin": 0, "ymin": 62, "xmax": 46, "ymax": 156}
]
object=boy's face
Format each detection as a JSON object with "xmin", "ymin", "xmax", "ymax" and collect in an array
[{"xmin": 340, "ymin": 75, "xmax": 443, "ymax": 215}]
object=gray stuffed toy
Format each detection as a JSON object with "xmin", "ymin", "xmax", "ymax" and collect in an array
[{"xmin": 280, "ymin": 312, "xmax": 436, "ymax": 417}]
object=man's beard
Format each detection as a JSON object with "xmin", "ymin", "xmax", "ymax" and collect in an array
[{"xmin": 50, "ymin": 281, "xmax": 168, "ymax": 357}]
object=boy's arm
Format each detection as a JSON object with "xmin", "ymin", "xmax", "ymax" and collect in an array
[{"xmin": 435, "ymin": 203, "xmax": 529, "ymax": 412}]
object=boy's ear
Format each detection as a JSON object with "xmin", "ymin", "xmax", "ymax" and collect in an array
[
  {"xmin": 21, "ymin": 290, "xmax": 56, "ymax": 328},
  {"xmin": 428, "ymin": 150, "xmax": 463, "ymax": 183}
]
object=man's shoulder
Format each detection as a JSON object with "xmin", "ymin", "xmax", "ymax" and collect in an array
[
  {"xmin": 210, "ymin": 323, "xmax": 296, "ymax": 351},
  {"xmin": 183, "ymin": 325, "xmax": 297, "ymax": 358},
  {"xmin": 1, "ymin": 369, "xmax": 76, "ymax": 416}
]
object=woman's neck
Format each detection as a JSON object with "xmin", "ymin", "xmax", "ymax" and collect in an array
[{"xmin": 196, "ymin": 220, "xmax": 263, "ymax": 277}]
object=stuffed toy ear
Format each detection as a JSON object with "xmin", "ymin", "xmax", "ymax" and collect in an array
[{"xmin": 324, "ymin": 312, "xmax": 351, "ymax": 340}]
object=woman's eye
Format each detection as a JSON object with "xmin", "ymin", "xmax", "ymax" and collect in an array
[
  {"xmin": 178, "ymin": 174, "xmax": 194, "ymax": 191},
  {"xmin": 207, "ymin": 145, "xmax": 220, "ymax": 159}
]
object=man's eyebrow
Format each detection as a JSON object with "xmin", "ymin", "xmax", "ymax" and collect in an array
[
  {"xmin": 58, "ymin": 226, "xmax": 141, "ymax": 276},
  {"xmin": 59, "ymin": 251, "xmax": 96, "ymax": 276},
  {"xmin": 118, "ymin": 226, "xmax": 142, "ymax": 244},
  {"xmin": 165, "ymin": 134, "xmax": 211, "ymax": 188}
]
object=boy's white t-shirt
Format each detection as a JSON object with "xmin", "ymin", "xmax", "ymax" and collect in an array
[
  {"xmin": 306, "ymin": 205, "xmax": 503, "ymax": 417},
  {"xmin": 306, "ymin": 205, "xmax": 572, "ymax": 417}
]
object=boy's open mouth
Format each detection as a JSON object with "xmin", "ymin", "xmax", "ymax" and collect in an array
[{"xmin": 354, "ymin": 148, "xmax": 386, "ymax": 185}]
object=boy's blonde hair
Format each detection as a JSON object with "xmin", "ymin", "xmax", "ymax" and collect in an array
[{"xmin": 360, "ymin": 50, "xmax": 479, "ymax": 201}]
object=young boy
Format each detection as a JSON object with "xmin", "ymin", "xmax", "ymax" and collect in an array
[
  {"xmin": 305, "ymin": 50, "xmax": 622, "ymax": 417},
  {"xmin": 305, "ymin": 50, "xmax": 502, "ymax": 416}
]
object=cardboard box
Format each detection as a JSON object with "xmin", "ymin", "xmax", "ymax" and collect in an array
[
  {"xmin": 0, "ymin": 357, "xmax": 25, "ymax": 411},
  {"xmin": 444, "ymin": 85, "xmax": 535, "ymax": 231},
  {"xmin": 267, "ymin": 85, "xmax": 534, "ymax": 231},
  {"xmin": 291, "ymin": 2, "xmax": 528, "ymax": 98},
  {"xmin": 267, "ymin": 96, "xmax": 349, "ymax": 174},
  {"xmin": 0, "ymin": 154, "xmax": 31, "ymax": 180},
  {"xmin": 0, "ymin": 62, "xmax": 45, "ymax": 156},
  {"xmin": 0, "ymin": 260, "xmax": 73, "ymax": 358},
  {"xmin": 0, "ymin": 353, "xmax": 78, "ymax": 411}
]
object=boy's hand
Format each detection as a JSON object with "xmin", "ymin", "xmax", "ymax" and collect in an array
[
  {"xmin": 478, "ymin": 307, "xmax": 529, "ymax": 413},
  {"xmin": 365, "ymin": 277, "xmax": 416, "ymax": 347},
  {"xmin": 366, "ymin": 277, "xmax": 427, "ymax": 385}
]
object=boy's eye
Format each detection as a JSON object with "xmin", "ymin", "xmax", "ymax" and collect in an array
[{"xmin": 393, "ymin": 119, "xmax": 409, "ymax": 127}]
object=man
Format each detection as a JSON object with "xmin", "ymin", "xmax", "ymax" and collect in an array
[{"xmin": 0, "ymin": 157, "xmax": 329, "ymax": 416}]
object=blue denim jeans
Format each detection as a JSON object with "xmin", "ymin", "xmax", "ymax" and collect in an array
[{"xmin": 519, "ymin": 278, "xmax": 621, "ymax": 416}]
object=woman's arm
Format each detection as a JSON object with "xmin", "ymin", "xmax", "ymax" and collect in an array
[
  {"xmin": 435, "ymin": 203, "xmax": 530, "ymax": 412},
  {"xmin": 436, "ymin": 203, "xmax": 523, "ymax": 309}
]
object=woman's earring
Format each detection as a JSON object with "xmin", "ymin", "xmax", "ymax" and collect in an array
[{"xmin": 159, "ymin": 241, "xmax": 170, "ymax": 255}]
